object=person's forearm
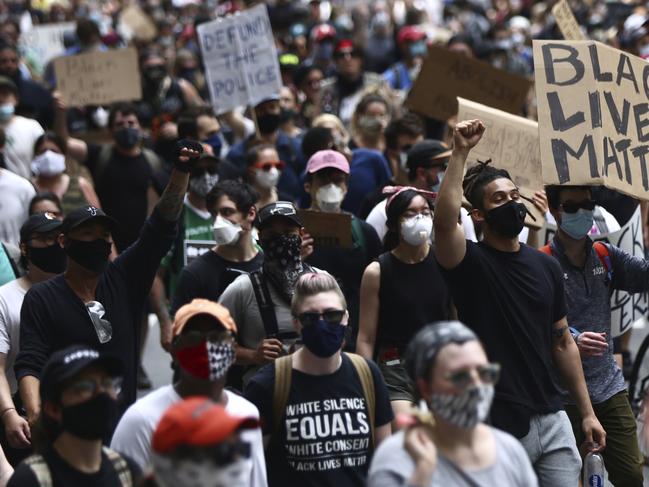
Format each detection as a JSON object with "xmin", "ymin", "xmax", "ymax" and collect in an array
[
  {"xmin": 149, "ymin": 276, "xmax": 171, "ymax": 325},
  {"xmin": 18, "ymin": 376, "xmax": 40, "ymax": 424},
  {"xmin": 0, "ymin": 374, "xmax": 15, "ymax": 418},
  {"xmin": 434, "ymin": 147, "xmax": 470, "ymax": 230},
  {"xmin": 53, "ymin": 103, "xmax": 69, "ymax": 148},
  {"xmin": 236, "ymin": 345, "xmax": 259, "ymax": 365},
  {"xmin": 355, "ymin": 337, "xmax": 374, "ymax": 360},
  {"xmin": 554, "ymin": 336, "xmax": 595, "ymax": 418},
  {"xmin": 156, "ymin": 169, "xmax": 189, "ymax": 222}
]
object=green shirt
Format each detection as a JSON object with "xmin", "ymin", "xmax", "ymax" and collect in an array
[{"xmin": 161, "ymin": 202, "xmax": 214, "ymax": 300}]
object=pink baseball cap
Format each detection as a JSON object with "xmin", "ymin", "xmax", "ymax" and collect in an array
[{"xmin": 306, "ymin": 150, "xmax": 350, "ymax": 174}]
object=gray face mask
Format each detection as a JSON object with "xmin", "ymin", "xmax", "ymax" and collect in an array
[
  {"xmin": 428, "ymin": 384, "xmax": 494, "ymax": 429},
  {"xmin": 190, "ymin": 173, "xmax": 220, "ymax": 198}
]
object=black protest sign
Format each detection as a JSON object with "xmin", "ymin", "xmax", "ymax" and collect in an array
[{"xmin": 534, "ymin": 40, "xmax": 649, "ymax": 200}]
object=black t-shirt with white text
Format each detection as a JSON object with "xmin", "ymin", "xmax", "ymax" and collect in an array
[
  {"xmin": 244, "ymin": 354, "xmax": 393, "ymax": 487},
  {"xmin": 441, "ymin": 241, "xmax": 567, "ymax": 438},
  {"xmin": 7, "ymin": 448, "xmax": 141, "ymax": 487}
]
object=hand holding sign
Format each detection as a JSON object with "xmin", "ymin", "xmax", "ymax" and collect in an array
[{"xmin": 454, "ymin": 120, "xmax": 486, "ymax": 151}]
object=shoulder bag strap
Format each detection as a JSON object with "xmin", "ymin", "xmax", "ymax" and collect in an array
[{"xmin": 346, "ymin": 352, "xmax": 376, "ymax": 447}]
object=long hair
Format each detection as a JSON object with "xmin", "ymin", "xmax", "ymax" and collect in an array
[{"xmin": 383, "ymin": 189, "xmax": 433, "ymax": 251}]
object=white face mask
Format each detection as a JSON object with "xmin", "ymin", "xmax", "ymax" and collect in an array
[
  {"xmin": 255, "ymin": 167, "xmax": 280, "ymax": 189},
  {"xmin": 31, "ymin": 150, "xmax": 66, "ymax": 177},
  {"xmin": 401, "ymin": 214, "xmax": 432, "ymax": 246},
  {"xmin": 213, "ymin": 215, "xmax": 243, "ymax": 246},
  {"xmin": 315, "ymin": 183, "xmax": 344, "ymax": 213},
  {"xmin": 155, "ymin": 456, "xmax": 252, "ymax": 487}
]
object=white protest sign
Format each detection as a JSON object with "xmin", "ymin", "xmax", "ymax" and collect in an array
[
  {"xmin": 19, "ymin": 22, "xmax": 75, "ymax": 66},
  {"xmin": 197, "ymin": 5, "xmax": 281, "ymax": 114},
  {"xmin": 544, "ymin": 205, "xmax": 647, "ymax": 337},
  {"xmin": 533, "ymin": 40, "xmax": 649, "ymax": 201}
]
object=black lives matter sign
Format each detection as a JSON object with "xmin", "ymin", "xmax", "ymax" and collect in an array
[{"xmin": 534, "ymin": 40, "xmax": 649, "ymax": 200}]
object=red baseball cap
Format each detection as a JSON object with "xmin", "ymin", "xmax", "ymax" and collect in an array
[
  {"xmin": 397, "ymin": 25, "xmax": 426, "ymax": 45},
  {"xmin": 334, "ymin": 39, "xmax": 355, "ymax": 54},
  {"xmin": 152, "ymin": 397, "xmax": 260, "ymax": 453},
  {"xmin": 311, "ymin": 23, "xmax": 336, "ymax": 42},
  {"xmin": 306, "ymin": 150, "xmax": 350, "ymax": 174}
]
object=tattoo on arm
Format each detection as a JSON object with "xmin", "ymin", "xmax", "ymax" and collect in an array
[
  {"xmin": 552, "ymin": 326, "xmax": 568, "ymax": 340},
  {"xmin": 157, "ymin": 179, "xmax": 186, "ymax": 221}
]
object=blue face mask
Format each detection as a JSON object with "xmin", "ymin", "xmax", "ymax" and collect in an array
[
  {"xmin": 202, "ymin": 133, "xmax": 223, "ymax": 158},
  {"xmin": 409, "ymin": 41, "xmax": 427, "ymax": 58},
  {"xmin": 560, "ymin": 209, "xmax": 594, "ymax": 240},
  {"xmin": 301, "ymin": 319, "xmax": 346, "ymax": 358}
]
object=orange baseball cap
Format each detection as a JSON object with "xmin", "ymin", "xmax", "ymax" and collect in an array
[
  {"xmin": 152, "ymin": 397, "xmax": 260, "ymax": 453},
  {"xmin": 172, "ymin": 299, "xmax": 237, "ymax": 336}
]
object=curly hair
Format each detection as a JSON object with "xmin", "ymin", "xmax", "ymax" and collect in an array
[{"xmin": 462, "ymin": 159, "xmax": 512, "ymax": 210}]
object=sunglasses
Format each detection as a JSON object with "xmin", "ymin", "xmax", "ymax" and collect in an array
[
  {"xmin": 86, "ymin": 301, "xmax": 112, "ymax": 344},
  {"xmin": 255, "ymin": 161, "xmax": 285, "ymax": 172},
  {"xmin": 298, "ymin": 310, "xmax": 345, "ymax": 327},
  {"xmin": 444, "ymin": 363, "xmax": 501, "ymax": 390},
  {"xmin": 561, "ymin": 199, "xmax": 596, "ymax": 214},
  {"xmin": 190, "ymin": 166, "xmax": 219, "ymax": 177}
]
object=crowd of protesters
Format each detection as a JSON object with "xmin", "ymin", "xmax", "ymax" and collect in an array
[{"xmin": 0, "ymin": 0, "xmax": 649, "ymax": 486}]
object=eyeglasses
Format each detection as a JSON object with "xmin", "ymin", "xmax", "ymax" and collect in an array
[
  {"xmin": 297, "ymin": 310, "xmax": 345, "ymax": 327},
  {"xmin": 65, "ymin": 376, "xmax": 123, "ymax": 399},
  {"xmin": 561, "ymin": 199, "xmax": 596, "ymax": 214},
  {"xmin": 445, "ymin": 363, "xmax": 501, "ymax": 390},
  {"xmin": 402, "ymin": 209, "xmax": 432, "ymax": 219},
  {"xmin": 86, "ymin": 301, "xmax": 112, "ymax": 344},
  {"xmin": 255, "ymin": 161, "xmax": 285, "ymax": 172}
]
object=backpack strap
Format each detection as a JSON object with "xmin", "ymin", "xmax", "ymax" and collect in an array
[
  {"xmin": 272, "ymin": 355, "xmax": 293, "ymax": 437},
  {"xmin": 103, "ymin": 447, "xmax": 133, "ymax": 487},
  {"xmin": 593, "ymin": 241, "xmax": 613, "ymax": 283},
  {"xmin": 24, "ymin": 454, "xmax": 52, "ymax": 487},
  {"xmin": 346, "ymin": 352, "xmax": 376, "ymax": 447},
  {"xmin": 248, "ymin": 270, "xmax": 279, "ymax": 338},
  {"xmin": 351, "ymin": 216, "xmax": 367, "ymax": 258}
]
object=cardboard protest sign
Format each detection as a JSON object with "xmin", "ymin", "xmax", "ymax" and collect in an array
[
  {"xmin": 457, "ymin": 97, "xmax": 544, "ymax": 228},
  {"xmin": 118, "ymin": 5, "xmax": 157, "ymax": 42},
  {"xmin": 534, "ymin": 40, "xmax": 649, "ymax": 201},
  {"xmin": 544, "ymin": 206, "xmax": 646, "ymax": 337},
  {"xmin": 552, "ymin": 0, "xmax": 586, "ymax": 41},
  {"xmin": 197, "ymin": 5, "xmax": 281, "ymax": 114},
  {"xmin": 19, "ymin": 22, "xmax": 75, "ymax": 67},
  {"xmin": 298, "ymin": 210, "xmax": 352, "ymax": 249},
  {"xmin": 406, "ymin": 44, "xmax": 532, "ymax": 121},
  {"xmin": 54, "ymin": 48, "xmax": 141, "ymax": 107}
]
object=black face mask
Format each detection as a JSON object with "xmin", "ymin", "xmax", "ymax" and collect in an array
[
  {"xmin": 144, "ymin": 65, "xmax": 167, "ymax": 85},
  {"xmin": 65, "ymin": 238, "xmax": 111, "ymax": 274},
  {"xmin": 256, "ymin": 113, "xmax": 282, "ymax": 135},
  {"xmin": 28, "ymin": 244, "xmax": 67, "ymax": 274},
  {"xmin": 113, "ymin": 127, "xmax": 140, "ymax": 150},
  {"xmin": 485, "ymin": 200, "xmax": 527, "ymax": 239},
  {"xmin": 61, "ymin": 393, "xmax": 119, "ymax": 440}
]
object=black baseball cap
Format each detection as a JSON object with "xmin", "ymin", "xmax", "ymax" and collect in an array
[
  {"xmin": 20, "ymin": 212, "xmax": 63, "ymax": 243},
  {"xmin": 256, "ymin": 201, "xmax": 302, "ymax": 229},
  {"xmin": 62, "ymin": 206, "xmax": 117, "ymax": 234},
  {"xmin": 406, "ymin": 140, "xmax": 452, "ymax": 171},
  {"xmin": 40, "ymin": 344, "xmax": 123, "ymax": 402}
]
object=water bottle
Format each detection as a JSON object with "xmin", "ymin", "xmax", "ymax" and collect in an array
[{"xmin": 583, "ymin": 448, "xmax": 605, "ymax": 487}]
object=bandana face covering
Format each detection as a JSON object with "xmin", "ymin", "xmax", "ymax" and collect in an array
[
  {"xmin": 260, "ymin": 233, "xmax": 303, "ymax": 302},
  {"xmin": 176, "ymin": 341, "xmax": 236, "ymax": 381},
  {"xmin": 428, "ymin": 384, "xmax": 494, "ymax": 429}
]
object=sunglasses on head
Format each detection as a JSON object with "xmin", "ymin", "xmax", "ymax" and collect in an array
[
  {"xmin": 444, "ymin": 363, "xmax": 501, "ymax": 390},
  {"xmin": 298, "ymin": 310, "xmax": 345, "ymax": 327},
  {"xmin": 561, "ymin": 199, "xmax": 596, "ymax": 214},
  {"xmin": 255, "ymin": 161, "xmax": 285, "ymax": 172}
]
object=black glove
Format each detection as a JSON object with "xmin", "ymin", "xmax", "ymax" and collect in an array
[{"xmin": 174, "ymin": 139, "xmax": 203, "ymax": 173}]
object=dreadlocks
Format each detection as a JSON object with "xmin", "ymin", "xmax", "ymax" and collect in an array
[{"xmin": 462, "ymin": 159, "xmax": 512, "ymax": 210}]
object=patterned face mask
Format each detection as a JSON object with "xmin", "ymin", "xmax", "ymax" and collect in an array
[
  {"xmin": 260, "ymin": 233, "xmax": 304, "ymax": 302},
  {"xmin": 175, "ymin": 340, "xmax": 235, "ymax": 382},
  {"xmin": 428, "ymin": 384, "xmax": 494, "ymax": 429}
]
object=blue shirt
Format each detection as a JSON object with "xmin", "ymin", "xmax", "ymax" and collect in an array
[{"xmin": 342, "ymin": 149, "xmax": 391, "ymax": 216}]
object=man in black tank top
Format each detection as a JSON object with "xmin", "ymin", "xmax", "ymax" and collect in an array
[{"xmin": 433, "ymin": 119, "xmax": 604, "ymax": 487}]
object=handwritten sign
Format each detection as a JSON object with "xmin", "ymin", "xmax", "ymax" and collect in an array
[
  {"xmin": 545, "ymin": 206, "xmax": 646, "ymax": 337},
  {"xmin": 552, "ymin": 0, "xmax": 586, "ymax": 41},
  {"xmin": 298, "ymin": 210, "xmax": 352, "ymax": 249},
  {"xmin": 19, "ymin": 22, "xmax": 74, "ymax": 67},
  {"xmin": 54, "ymin": 48, "xmax": 141, "ymax": 107},
  {"xmin": 118, "ymin": 5, "xmax": 157, "ymax": 42},
  {"xmin": 407, "ymin": 44, "xmax": 532, "ymax": 121},
  {"xmin": 534, "ymin": 40, "xmax": 649, "ymax": 201},
  {"xmin": 457, "ymin": 97, "xmax": 544, "ymax": 229},
  {"xmin": 197, "ymin": 5, "xmax": 281, "ymax": 114}
]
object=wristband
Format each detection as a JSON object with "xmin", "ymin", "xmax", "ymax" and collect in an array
[{"xmin": 0, "ymin": 407, "xmax": 15, "ymax": 418}]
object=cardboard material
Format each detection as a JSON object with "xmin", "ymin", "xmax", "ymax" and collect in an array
[
  {"xmin": 544, "ymin": 206, "xmax": 646, "ymax": 337},
  {"xmin": 118, "ymin": 5, "xmax": 157, "ymax": 42},
  {"xmin": 552, "ymin": 0, "xmax": 586, "ymax": 41},
  {"xmin": 298, "ymin": 210, "xmax": 353, "ymax": 249},
  {"xmin": 534, "ymin": 40, "xmax": 649, "ymax": 201},
  {"xmin": 54, "ymin": 48, "xmax": 142, "ymax": 107},
  {"xmin": 457, "ymin": 97, "xmax": 544, "ymax": 229},
  {"xmin": 197, "ymin": 5, "xmax": 281, "ymax": 114},
  {"xmin": 19, "ymin": 22, "xmax": 75, "ymax": 67},
  {"xmin": 406, "ymin": 44, "xmax": 532, "ymax": 121}
]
